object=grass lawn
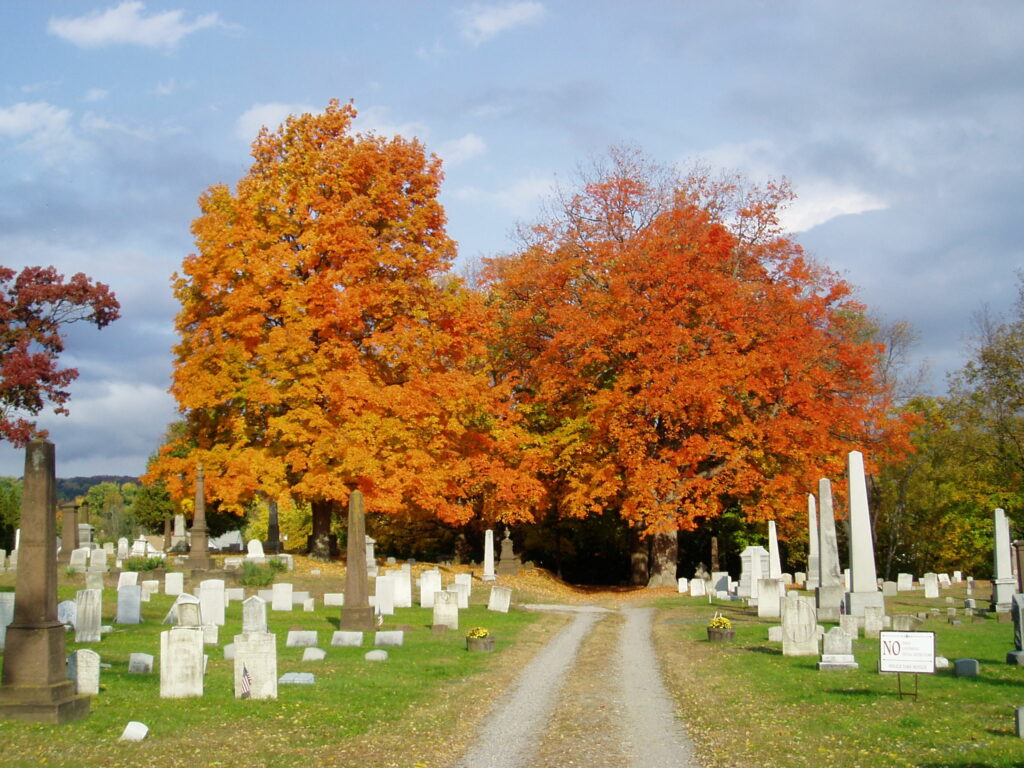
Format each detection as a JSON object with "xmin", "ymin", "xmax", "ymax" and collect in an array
[
  {"xmin": 0, "ymin": 565, "xmax": 552, "ymax": 768},
  {"xmin": 655, "ymin": 586, "xmax": 1024, "ymax": 768}
]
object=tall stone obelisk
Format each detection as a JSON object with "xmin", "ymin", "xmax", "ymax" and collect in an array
[
  {"xmin": 805, "ymin": 494, "xmax": 820, "ymax": 591},
  {"xmin": 339, "ymin": 490, "xmax": 374, "ymax": 630},
  {"xmin": 844, "ymin": 451, "xmax": 884, "ymax": 616},
  {"xmin": 0, "ymin": 441, "xmax": 90, "ymax": 722},
  {"xmin": 482, "ymin": 529, "xmax": 496, "ymax": 582},
  {"xmin": 815, "ymin": 478, "xmax": 844, "ymax": 621},
  {"xmin": 186, "ymin": 464, "xmax": 213, "ymax": 572},
  {"xmin": 992, "ymin": 508, "xmax": 1016, "ymax": 612}
]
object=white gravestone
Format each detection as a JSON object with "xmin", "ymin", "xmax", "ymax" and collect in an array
[
  {"xmin": 896, "ymin": 573, "xmax": 914, "ymax": 592},
  {"xmin": 234, "ymin": 631, "xmax": 277, "ymax": 700},
  {"xmin": 817, "ymin": 626, "xmax": 859, "ymax": 671},
  {"xmin": 781, "ymin": 595, "xmax": 819, "ymax": 656},
  {"xmin": 67, "ymin": 648, "xmax": 101, "ymax": 695},
  {"xmin": 68, "ymin": 548, "xmax": 90, "ymax": 573},
  {"xmin": 375, "ymin": 630, "xmax": 404, "ymax": 647},
  {"xmin": 242, "ymin": 596, "xmax": 268, "ymax": 634},
  {"xmin": 160, "ymin": 626, "xmax": 205, "ymax": 698},
  {"xmin": 433, "ymin": 589, "xmax": 459, "ymax": 630},
  {"xmin": 689, "ymin": 579, "xmax": 707, "ymax": 598},
  {"xmin": 331, "ymin": 631, "xmax": 364, "ymax": 647},
  {"xmin": 487, "ymin": 585, "xmax": 513, "ymax": 613},
  {"xmin": 449, "ymin": 582, "xmax": 470, "ymax": 609},
  {"xmin": 677, "ymin": 577, "xmax": 689, "ymax": 594},
  {"xmin": 128, "ymin": 652, "xmax": 154, "ymax": 673},
  {"xmin": 302, "ymin": 647, "xmax": 326, "ymax": 661},
  {"xmin": 757, "ymin": 579, "xmax": 782, "ymax": 619},
  {"xmin": 482, "ymin": 529, "xmax": 496, "ymax": 581},
  {"xmin": 164, "ymin": 572, "xmax": 184, "ymax": 596},
  {"xmin": 198, "ymin": 579, "xmax": 226, "ymax": 626},
  {"xmin": 923, "ymin": 573, "xmax": 939, "ymax": 599},
  {"xmin": 391, "ymin": 568, "xmax": 413, "ymax": 608},
  {"xmin": 420, "ymin": 570, "xmax": 442, "ymax": 608},
  {"xmin": 116, "ymin": 584, "xmax": 142, "ymax": 625},
  {"xmin": 324, "ymin": 593, "xmax": 344, "ymax": 607},
  {"xmin": 374, "ymin": 574, "xmax": 396, "ymax": 616},
  {"xmin": 0, "ymin": 592, "xmax": 13, "ymax": 651},
  {"xmin": 117, "ymin": 571, "xmax": 139, "ymax": 589},
  {"xmin": 75, "ymin": 588, "xmax": 103, "ymax": 642},
  {"xmin": 285, "ymin": 630, "xmax": 318, "ymax": 647},
  {"xmin": 271, "ymin": 582, "xmax": 293, "ymax": 611},
  {"xmin": 816, "ymin": 478, "xmax": 844, "ymax": 621},
  {"xmin": 141, "ymin": 580, "xmax": 160, "ymax": 602},
  {"xmin": 57, "ymin": 599, "xmax": 77, "ymax": 628},
  {"xmin": 844, "ymin": 451, "xmax": 884, "ymax": 617}
]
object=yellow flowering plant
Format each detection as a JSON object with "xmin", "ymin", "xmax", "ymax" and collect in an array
[
  {"xmin": 707, "ymin": 615, "xmax": 732, "ymax": 630},
  {"xmin": 466, "ymin": 626, "xmax": 490, "ymax": 639}
]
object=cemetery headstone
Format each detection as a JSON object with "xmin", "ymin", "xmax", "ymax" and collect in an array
[
  {"xmin": 120, "ymin": 721, "xmax": 149, "ymax": 741},
  {"xmin": 781, "ymin": 595, "xmax": 819, "ymax": 656},
  {"xmin": 243, "ymin": 596, "xmax": 268, "ymax": 635},
  {"xmin": 839, "ymin": 615, "xmax": 859, "ymax": 638},
  {"xmin": 271, "ymin": 582, "xmax": 293, "ymax": 612},
  {"xmin": 234, "ymin": 632, "xmax": 277, "ymax": 699},
  {"xmin": 75, "ymin": 589, "xmax": 102, "ymax": 643},
  {"xmin": 482, "ymin": 529, "xmax": 496, "ymax": 582},
  {"xmin": 160, "ymin": 626, "xmax": 205, "ymax": 698},
  {"xmin": 863, "ymin": 605, "xmax": 884, "ymax": 638},
  {"xmin": 992, "ymin": 508, "xmax": 1016, "ymax": 612},
  {"xmin": 689, "ymin": 579, "xmax": 707, "ymax": 598},
  {"xmin": 278, "ymin": 672, "xmax": 315, "ymax": 685},
  {"xmin": 365, "ymin": 650, "xmax": 388, "ymax": 662},
  {"xmin": 303, "ymin": 647, "xmax": 327, "ymax": 661},
  {"xmin": 374, "ymin": 574, "xmax": 396, "ymax": 615},
  {"xmin": 128, "ymin": 653, "xmax": 154, "ymax": 674},
  {"xmin": 57, "ymin": 600, "xmax": 76, "ymax": 629},
  {"xmin": 375, "ymin": 630, "xmax": 404, "ymax": 647},
  {"xmin": 198, "ymin": 579, "xmax": 226, "ymax": 626},
  {"xmin": 419, "ymin": 570, "xmax": 442, "ymax": 608},
  {"xmin": 954, "ymin": 658, "xmax": 980, "ymax": 678},
  {"xmin": 115, "ymin": 585, "xmax": 142, "ymax": 625},
  {"xmin": 433, "ymin": 589, "xmax": 459, "ymax": 630},
  {"xmin": 816, "ymin": 478, "xmax": 844, "ymax": 621},
  {"xmin": 331, "ymin": 631, "xmax": 364, "ymax": 647},
  {"xmin": 896, "ymin": 573, "xmax": 914, "ymax": 592},
  {"xmin": 805, "ymin": 493, "xmax": 820, "ymax": 590},
  {"xmin": 67, "ymin": 649, "xmax": 101, "ymax": 696},
  {"xmin": 285, "ymin": 630, "xmax": 318, "ymax": 647},
  {"xmin": 817, "ymin": 627, "xmax": 859, "ymax": 670},
  {"xmin": 488, "ymin": 585, "xmax": 513, "ymax": 613},
  {"xmin": 923, "ymin": 573, "xmax": 939, "ymax": 599},
  {"xmin": 844, "ymin": 451, "xmax": 884, "ymax": 616}
]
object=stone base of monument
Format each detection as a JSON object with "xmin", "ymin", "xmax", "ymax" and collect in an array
[
  {"xmin": 815, "ymin": 585, "xmax": 845, "ymax": 621},
  {"xmin": 817, "ymin": 654, "xmax": 859, "ymax": 671},
  {"xmin": 991, "ymin": 579, "xmax": 1016, "ymax": 613},
  {"xmin": 844, "ymin": 591, "xmax": 885, "ymax": 618},
  {"xmin": 0, "ymin": 625, "xmax": 91, "ymax": 723},
  {"xmin": 339, "ymin": 606, "xmax": 375, "ymax": 632},
  {"xmin": 1006, "ymin": 650, "xmax": 1024, "ymax": 666}
]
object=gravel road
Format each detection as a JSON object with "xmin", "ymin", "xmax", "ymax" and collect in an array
[{"xmin": 454, "ymin": 604, "xmax": 698, "ymax": 768}]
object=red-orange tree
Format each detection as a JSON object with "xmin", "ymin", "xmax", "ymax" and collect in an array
[
  {"xmin": 149, "ymin": 101, "xmax": 539, "ymax": 557},
  {"xmin": 485, "ymin": 150, "xmax": 912, "ymax": 584}
]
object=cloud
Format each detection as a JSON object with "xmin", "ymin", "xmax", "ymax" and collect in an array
[
  {"xmin": 153, "ymin": 77, "xmax": 177, "ymax": 96},
  {"xmin": 452, "ymin": 172, "xmax": 551, "ymax": 217},
  {"xmin": 437, "ymin": 133, "xmax": 487, "ymax": 166},
  {"xmin": 83, "ymin": 88, "xmax": 109, "ymax": 103},
  {"xmin": 352, "ymin": 105, "xmax": 429, "ymax": 141},
  {"xmin": 0, "ymin": 101, "xmax": 85, "ymax": 163},
  {"xmin": 458, "ymin": 2, "xmax": 546, "ymax": 46},
  {"xmin": 48, "ymin": 1, "xmax": 222, "ymax": 51},
  {"xmin": 779, "ymin": 183, "xmax": 887, "ymax": 234},
  {"xmin": 235, "ymin": 102, "xmax": 315, "ymax": 142}
]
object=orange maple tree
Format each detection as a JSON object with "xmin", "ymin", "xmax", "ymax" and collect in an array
[
  {"xmin": 148, "ymin": 101, "xmax": 541, "ymax": 556},
  {"xmin": 484, "ymin": 149, "xmax": 912, "ymax": 582}
]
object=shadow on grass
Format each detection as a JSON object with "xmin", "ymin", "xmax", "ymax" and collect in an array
[
  {"xmin": 824, "ymin": 687, "xmax": 877, "ymax": 696},
  {"xmin": 743, "ymin": 645, "xmax": 781, "ymax": 655}
]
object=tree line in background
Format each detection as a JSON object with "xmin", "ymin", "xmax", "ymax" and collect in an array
[{"xmin": 1, "ymin": 101, "xmax": 1020, "ymax": 584}]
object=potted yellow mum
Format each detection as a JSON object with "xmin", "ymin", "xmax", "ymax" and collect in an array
[
  {"xmin": 466, "ymin": 626, "xmax": 495, "ymax": 652},
  {"xmin": 706, "ymin": 614, "xmax": 735, "ymax": 642}
]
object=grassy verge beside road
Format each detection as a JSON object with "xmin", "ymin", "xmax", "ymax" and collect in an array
[{"xmin": 656, "ymin": 588, "xmax": 1024, "ymax": 768}]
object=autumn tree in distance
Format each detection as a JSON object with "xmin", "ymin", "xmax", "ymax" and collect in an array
[
  {"xmin": 485, "ymin": 149, "xmax": 913, "ymax": 586},
  {"xmin": 151, "ymin": 100, "xmax": 540, "ymax": 558},
  {"xmin": 0, "ymin": 266, "xmax": 120, "ymax": 445}
]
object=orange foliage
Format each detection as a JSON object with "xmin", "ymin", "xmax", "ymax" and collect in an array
[
  {"xmin": 148, "ymin": 101, "xmax": 542, "ymax": 524},
  {"xmin": 485, "ymin": 149, "xmax": 912, "ymax": 536}
]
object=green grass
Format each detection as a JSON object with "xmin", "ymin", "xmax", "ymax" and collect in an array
[
  {"xmin": 656, "ymin": 590, "xmax": 1024, "ymax": 768},
  {"xmin": 0, "ymin": 580, "xmax": 541, "ymax": 768}
]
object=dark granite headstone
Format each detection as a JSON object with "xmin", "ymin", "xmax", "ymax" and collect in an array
[{"xmin": 0, "ymin": 441, "xmax": 91, "ymax": 723}]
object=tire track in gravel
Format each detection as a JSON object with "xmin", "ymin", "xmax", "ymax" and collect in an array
[{"xmin": 453, "ymin": 604, "xmax": 698, "ymax": 768}]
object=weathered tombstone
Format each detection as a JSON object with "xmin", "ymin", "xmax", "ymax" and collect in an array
[
  {"xmin": 116, "ymin": 538, "xmax": 130, "ymax": 561},
  {"xmin": 882, "ymin": 581, "xmax": 898, "ymax": 597},
  {"xmin": 923, "ymin": 573, "xmax": 939, "ymax": 599},
  {"xmin": 374, "ymin": 630, "xmax": 404, "ymax": 647},
  {"xmin": 992, "ymin": 509, "xmax": 1016, "ymax": 612},
  {"xmin": 677, "ymin": 577, "xmax": 689, "ymax": 594},
  {"xmin": 0, "ymin": 593, "xmax": 15, "ymax": 651},
  {"xmin": 757, "ymin": 579, "xmax": 782, "ymax": 618},
  {"xmin": 938, "ymin": 572, "xmax": 951, "ymax": 588},
  {"xmin": 891, "ymin": 614, "xmax": 924, "ymax": 632},
  {"xmin": 140, "ymin": 580, "xmax": 160, "ymax": 602},
  {"xmin": 271, "ymin": 582, "xmax": 293, "ymax": 612},
  {"xmin": 374, "ymin": 574, "xmax": 396, "ymax": 616},
  {"xmin": 57, "ymin": 600, "xmax": 76, "ymax": 629},
  {"xmin": 839, "ymin": 614, "xmax": 859, "ymax": 638},
  {"xmin": 324, "ymin": 593, "xmax": 344, "ymax": 607},
  {"xmin": 340, "ymin": 490, "xmax": 374, "ymax": 631},
  {"xmin": 198, "ymin": 579, "xmax": 226, "ymax": 626},
  {"xmin": 896, "ymin": 573, "xmax": 914, "ymax": 592},
  {"xmin": 365, "ymin": 650, "xmax": 388, "ymax": 662},
  {"xmin": 391, "ymin": 568, "xmax": 413, "ymax": 608},
  {"xmin": 954, "ymin": 658, "xmax": 980, "ymax": 678},
  {"xmin": 0, "ymin": 441, "xmax": 90, "ymax": 722},
  {"xmin": 174, "ymin": 594, "xmax": 203, "ymax": 628},
  {"xmin": 805, "ymin": 494, "xmax": 820, "ymax": 590},
  {"xmin": 689, "ymin": 578, "xmax": 707, "ymax": 598},
  {"xmin": 953, "ymin": 569, "xmax": 962, "ymax": 583},
  {"xmin": 817, "ymin": 626, "xmax": 858, "ymax": 670},
  {"xmin": 433, "ymin": 589, "xmax": 459, "ymax": 630},
  {"xmin": 488, "ymin": 585, "xmax": 513, "ymax": 613},
  {"xmin": 67, "ymin": 649, "xmax": 101, "ymax": 695},
  {"xmin": 767, "ymin": 521, "xmax": 783, "ymax": 580},
  {"xmin": 75, "ymin": 589, "xmax": 102, "ymax": 643},
  {"xmin": 781, "ymin": 595, "xmax": 819, "ymax": 656},
  {"xmin": 115, "ymin": 585, "xmax": 142, "ymax": 625},
  {"xmin": 128, "ymin": 653, "xmax": 154, "ymax": 674},
  {"xmin": 171, "ymin": 513, "xmax": 187, "ymax": 550},
  {"xmin": 710, "ymin": 571, "xmax": 730, "ymax": 594},
  {"xmin": 844, "ymin": 452, "xmax": 884, "ymax": 617},
  {"xmin": 242, "ymin": 596, "xmax": 268, "ymax": 635},
  {"xmin": 85, "ymin": 570, "xmax": 103, "ymax": 591},
  {"xmin": 120, "ymin": 721, "xmax": 149, "ymax": 741},
  {"xmin": 966, "ymin": 576, "xmax": 974, "ymax": 596},
  {"xmin": 302, "ymin": 647, "xmax": 326, "ymax": 661},
  {"xmin": 285, "ymin": 630, "xmax": 318, "ymax": 647},
  {"xmin": 738, "ymin": 546, "xmax": 769, "ymax": 599},
  {"xmin": 482, "ymin": 529, "xmax": 496, "ymax": 582},
  {"xmin": 164, "ymin": 572, "xmax": 184, "ymax": 596},
  {"xmin": 863, "ymin": 605, "xmax": 884, "ymax": 639},
  {"xmin": 88, "ymin": 549, "xmax": 108, "ymax": 573},
  {"xmin": 278, "ymin": 672, "xmax": 315, "ymax": 685},
  {"xmin": 815, "ymin": 479, "xmax": 845, "ymax": 621},
  {"xmin": 234, "ymin": 632, "xmax": 277, "ymax": 699},
  {"xmin": 245, "ymin": 540, "xmax": 265, "ymax": 562},
  {"xmin": 68, "ymin": 548, "xmax": 90, "ymax": 574},
  {"xmin": 449, "ymin": 582, "xmax": 470, "ymax": 609},
  {"xmin": 159, "ymin": 626, "xmax": 204, "ymax": 698},
  {"xmin": 419, "ymin": 570, "xmax": 442, "ymax": 608},
  {"xmin": 331, "ymin": 631, "xmax": 364, "ymax": 647}
]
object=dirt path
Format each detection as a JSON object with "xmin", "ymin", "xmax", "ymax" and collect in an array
[{"xmin": 454, "ymin": 604, "xmax": 698, "ymax": 768}]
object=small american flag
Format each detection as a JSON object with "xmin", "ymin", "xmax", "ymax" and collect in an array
[
  {"xmin": 376, "ymin": 612, "xmax": 384, "ymax": 628},
  {"xmin": 240, "ymin": 665, "xmax": 252, "ymax": 699}
]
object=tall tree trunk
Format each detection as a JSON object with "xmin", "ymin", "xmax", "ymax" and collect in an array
[
  {"xmin": 647, "ymin": 530, "xmax": 679, "ymax": 588},
  {"xmin": 630, "ymin": 531, "xmax": 650, "ymax": 586},
  {"xmin": 309, "ymin": 499, "xmax": 335, "ymax": 561},
  {"xmin": 710, "ymin": 535, "xmax": 720, "ymax": 572}
]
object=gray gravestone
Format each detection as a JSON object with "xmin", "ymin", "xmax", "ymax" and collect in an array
[
  {"xmin": 159, "ymin": 626, "xmax": 205, "ymax": 698},
  {"xmin": 75, "ymin": 589, "xmax": 102, "ymax": 643},
  {"xmin": 432, "ymin": 589, "xmax": 459, "ymax": 630},
  {"xmin": 67, "ymin": 649, "xmax": 101, "ymax": 695},
  {"xmin": 285, "ymin": 630, "xmax": 318, "ymax": 647},
  {"xmin": 128, "ymin": 653, "xmax": 154, "ymax": 673},
  {"xmin": 116, "ymin": 585, "xmax": 142, "ymax": 625},
  {"xmin": 331, "ymin": 631, "xmax": 364, "ymax": 647},
  {"xmin": 374, "ymin": 630, "xmax": 404, "ymax": 647},
  {"xmin": 242, "ymin": 596, "xmax": 268, "ymax": 635},
  {"xmin": 781, "ymin": 595, "xmax": 819, "ymax": 656},
  {"xmin": 817, "ymin": 627, "xmax": 858, "ymax": 670},
  {"xmin": 234, "ymin": 631, "xmax": 277, "ymax": 699}
]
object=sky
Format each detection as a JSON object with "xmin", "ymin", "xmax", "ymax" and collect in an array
[{"xmin": 0, "ymin": 1, "xmax": 1021, "ymax": 478}]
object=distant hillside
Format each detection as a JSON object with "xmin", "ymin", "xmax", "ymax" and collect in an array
[{"xmin": 57, "ymin": 476, "xmax": 139, "ymax": 502}]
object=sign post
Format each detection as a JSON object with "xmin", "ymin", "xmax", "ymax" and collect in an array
[{"xmin": 879, "ymin": 631, "xmax": 935, "ymax": 700}]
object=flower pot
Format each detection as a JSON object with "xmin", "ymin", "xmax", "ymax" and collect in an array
[
  {"xmin": 467, "ymin": 636, "xmax": 496, "ymax": 652},
  {"xmin": 707, "ymin": 627, "xmax": 735, "ymax": 642}
]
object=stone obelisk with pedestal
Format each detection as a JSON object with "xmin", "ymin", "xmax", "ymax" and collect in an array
[
  {"xmin": 339, "ymin": 490, "xmax": 374, "ymax": 631},
  {"xmin": 482, "ymin": 529, "xmax": 496, "ymax": 582},
  {"xmin": 991, "ymin": 508, "xmax": 1016, "ymax": 612},
  {"xmin": 263, "ymin": 497, "xmax": 282, "ymax": 554},
  {"xmin": 58, "ymin": 501, "xmax": 79, "ymax": 566},
  {"xmin": 0, "ymin": 441, "xmax": 90, "ymax": 723},
  {"xmin": 186, "ymin": 465, "xmax": 214, "ymax": 572},
  {"xmin": 844, "ymin": 451, "xmax": 885, "ymax": 617},
  {"xmin": 805, "ymin": 494, "xmax": 820, "ymax": 591},
  {"xmin": 815, "ymin": 478, "xmax": 844, "ymax": 621}
]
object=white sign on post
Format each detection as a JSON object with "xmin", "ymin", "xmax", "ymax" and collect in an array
[{"xmin": 879, "ymin": 631, "xmax": 936, "ymax": 674}]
